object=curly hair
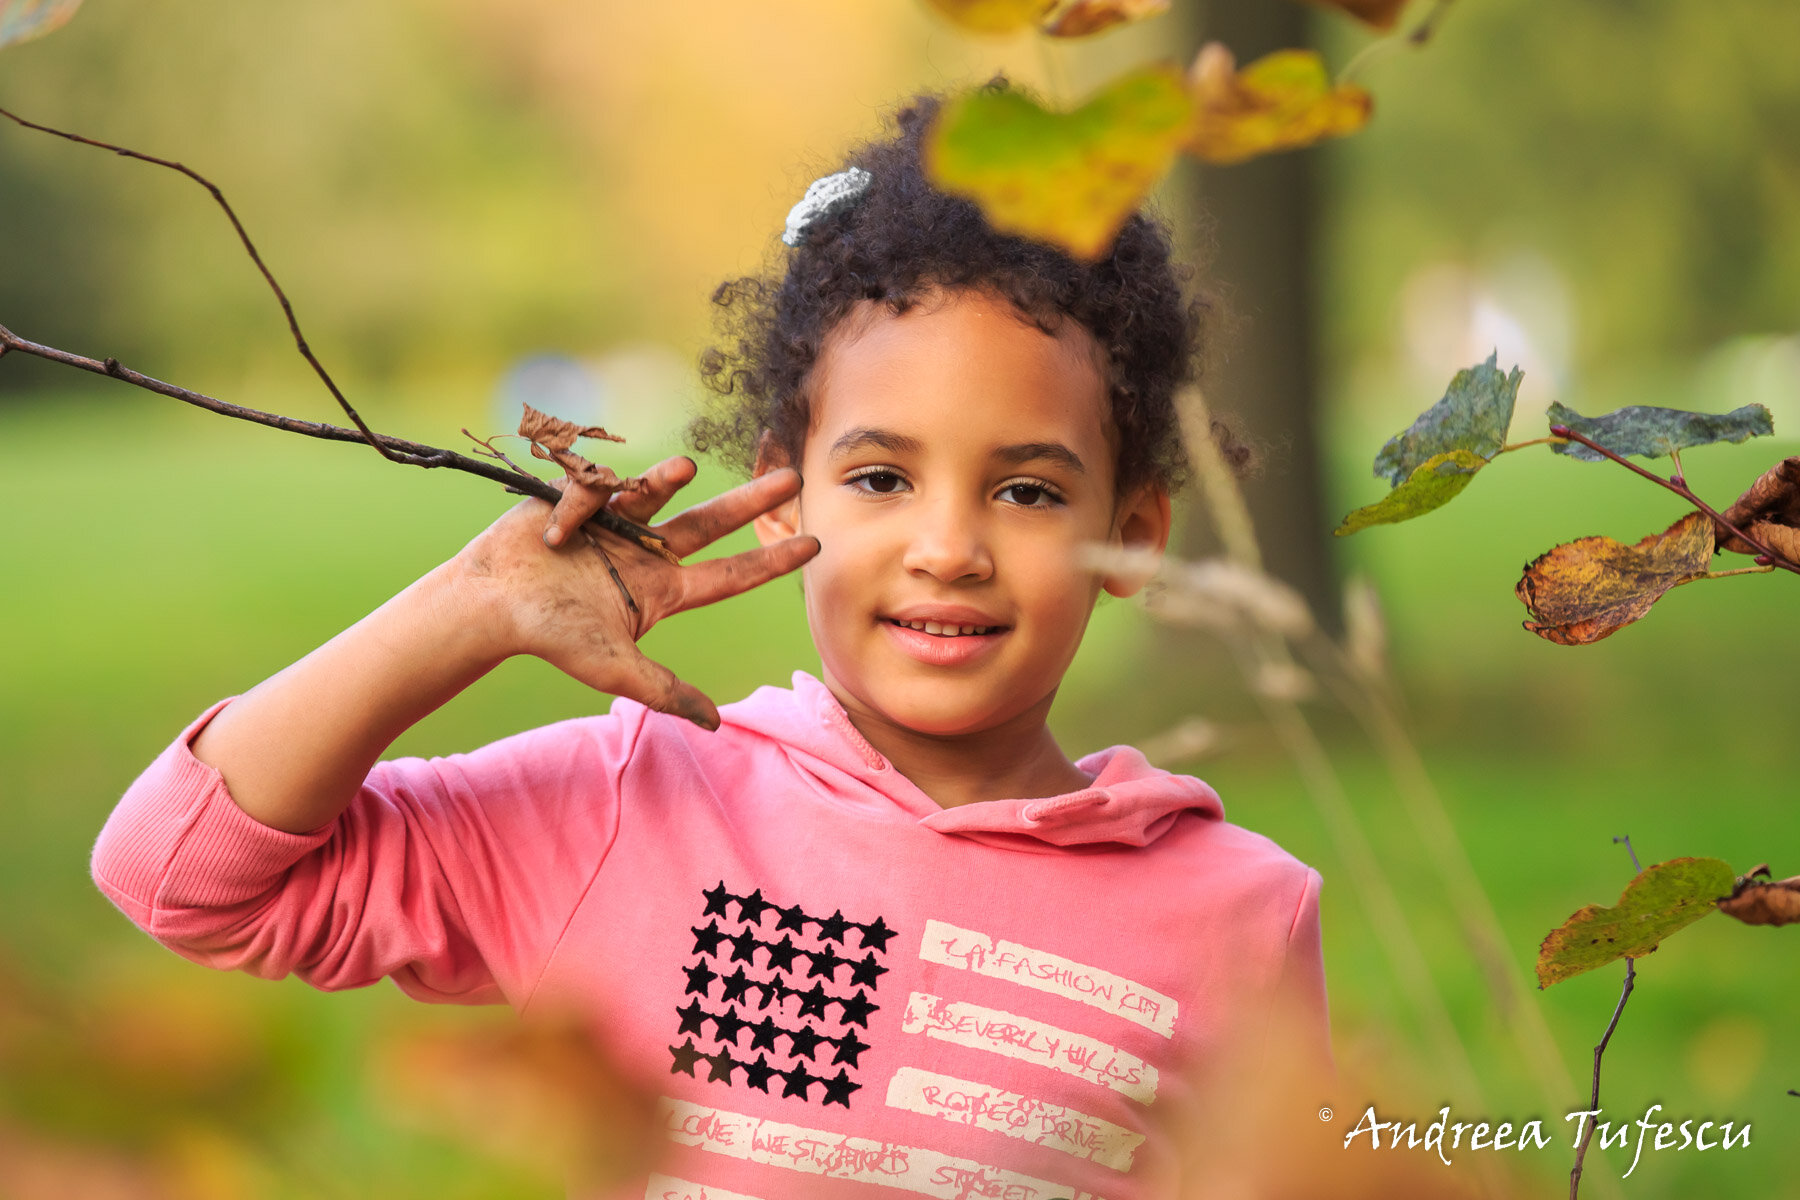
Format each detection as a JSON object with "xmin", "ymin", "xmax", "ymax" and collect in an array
[{"xmin": 684, "ymin": 75, "xmax": 1247, "ymax": 502}]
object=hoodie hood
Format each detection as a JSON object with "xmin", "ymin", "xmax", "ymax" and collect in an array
[{"xmin": 717, "ymin": 670, "xmax": 1223, "ymax": 850}]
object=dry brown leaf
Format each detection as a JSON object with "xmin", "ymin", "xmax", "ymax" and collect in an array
[
  {"xmin": 1041, "ymin": 0, "xmax": 1169, "ymax": 38},
  {"xmin": 1714, "ymin": 455, "xmax": 1800, "ymax": 560},
  {"xmin": 1296, "ymin": 0, "xmax": 1411, "ymax": 31},
  {"xmin": 1515, "ymin": 511, "xmax": 1714, "ymax": 645},
  {"xmin": 1717, "ymin": 864, "xmax": 1800, "ymax": 927},
  {"xmin": 1185, "ymin": 43, "xmax": 1372, "ymax": 166},
  {"xmin": 517, "ymin": 402, "xmax": 625, "ymax": 452}
]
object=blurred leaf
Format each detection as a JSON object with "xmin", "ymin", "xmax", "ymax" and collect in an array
[
  {"xmin": 1515, "ymin": 511, "xmax": 1714, "ymax": 645},
  {"xmin": 1333, "ymin": 448, "xmax": 1485, "ymax": 536},
  {"xmin": 1548, "ymin": 400, "xmax": 1773, "ymax": 462},
  {"xmin": 924, "ymin": 64, "xmax": 1195, "ymax": 260},
  {"xmin": 1185, "ymin": 44, "xmax": 1371, "ymax": 166},
  {"xmin": 1714, "ymin": 455, "xmax": 1800, "ymax": 560},
  {"xmin": 1537, "ymin": 857, "xmax": 1736, "ymax": 988},
  {"xmin": 919, "ymin": 0, "xmax": 1056, "ymax": 34},
  {"xmin": 1295, "ymin": 0, "xmax": 1411, "ymax": 31},
  {"xmin": 0, "ymin": 0, "xmax": 80, "ymax": 49},
  {"xmin": 1718, "ymin": 865, "xmax": 1800, "ymax": 927},
  {"xmin": 1373, "ymin": 352, "xmax": 1522, "ymax": 486},
  {"xmin": 1042, "ymin": 0, "xmax": 1169, "ymax": 38}
]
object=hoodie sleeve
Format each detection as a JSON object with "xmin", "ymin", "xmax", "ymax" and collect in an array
[
  {"xmin": 1270, "ymin": 865, "xmax": 1334, "ymax": 1084},
  {"xmin": 90, "ymin": 696, "xmax": 647, "ymax": 1007}
]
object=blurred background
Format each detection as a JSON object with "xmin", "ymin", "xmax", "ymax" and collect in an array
[{"xmin": 2, "ymin": 0, "xmax": 1796, "ymax": 1195}]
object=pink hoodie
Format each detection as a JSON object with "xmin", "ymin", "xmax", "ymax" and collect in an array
[{"xmin": 92, "ymin": 669, "xmax": 1328, "ymax": 1200}]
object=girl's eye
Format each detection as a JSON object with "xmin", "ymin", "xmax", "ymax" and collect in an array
[
  {"xmin": 847, "ymin": 469, "xmax": 908, "ymax": 495},
  {"xmin": 1000, "ymin": 480, "xmax": 1064, "ymax": 508}
]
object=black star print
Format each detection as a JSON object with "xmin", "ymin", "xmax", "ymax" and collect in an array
[
  {"xmin": 819, "ymin": 1068, "xmax": 862, "ymax": 1108},
  {"xmin": 748, "ymin": 1015, "xmax": 782, "ymax": 1053},
  {"xmin": 705, "ymin": 1049, "xmax": 739, "ymax": 1084},
  {"xmin": 719, "ymin": 966, "xmax": 755, "ymax": 1006},
  {"xmin": 763, "ymin": 934, "xmax": 802, "ymax": 973},
  {"xmin": 728, "ymin": 929, "xmax": 762, "ymax": 965},
  {"xmin": 848, "ymin": 952, "xmax": 888, "ymax": 989},
  {"xmin": 712, "ymin": 1008, "xmax": 748, "ymax": 1046},
  {"xmin": 683, "ymin": 961, "xmax": 717, "ymax": 997},
  {"xmin": 690, "ymin": 920, "xmax": 727, "ymax": 957},
  {"xmin": 785, "ymin": 1024, "xmax": 826, "ymax": 1061},
  {"xmin": 836, "ymin": 989, "xmax": 879, "ymax": 1028},
  {"xmin": 754, "ymin": 980, "xmax": 782, "ymax": 1010},
  {"xmin": 742, "ymin": 1054, "xmax": 778, "ymax": 1093},
  {"xmin": 737, "ymin": 888, "xmax": 774, "ymax": 925},
  {"xmin": 857, "ymin": 916, "xmax": 896, "ymax": 953},
  {"xmin": 774, "ymin": 903, "xmax": 810, "ymax": 933},
  {"xmin": 815, "ymin": 909, "xmax": 854, "ymax": 944},
  {"xmin": 675, "ymin": 998, "xmax": 709, "ymax": 1036},
  {"xmin": 701, "ymin": 882, "xmax": 735, "ymax": 917},
  {"xmin": 831, "ymin": 1029, "xmax": 871, "ymax": 1068},
  {"xmin": 668, "ymin": 1038, "xmax": 704, "ymax": 1077},
  {"xmin": 805, "ymin": 946, "xmax": 845, "ymax": 981},
  {"xmin": 780, "ymin": 1065, "xmax": 816, "ymax": 1100},
  {"xmin": 794, "ymin": 982, "xmax": 832, "ymax": 1020}
]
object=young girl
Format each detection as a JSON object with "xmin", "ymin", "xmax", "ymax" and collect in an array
[{"xmin": 93, "ymin": 81, "xmax": 1329, "ymax": 1200}]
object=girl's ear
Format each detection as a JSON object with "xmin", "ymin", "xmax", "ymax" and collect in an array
[
  {"xmin": 751, "ymin": 429, "xmax": 804, "ymax": 545},
  {"xmin": 1102, "ymin": 484, "xmax": 1173, "ymax": 599}
]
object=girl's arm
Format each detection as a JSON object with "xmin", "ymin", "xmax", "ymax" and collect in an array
[{"xmin": 188, "ymin": 456, "xmax": 817, "ymax": 834}]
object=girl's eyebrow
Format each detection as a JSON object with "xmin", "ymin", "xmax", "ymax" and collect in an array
[{"xmin": 829, "ymin": 426, "xmax": 1086, "ymax": 474}]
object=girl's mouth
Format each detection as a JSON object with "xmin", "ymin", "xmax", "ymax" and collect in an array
[{"xmin": 881, "ymin": 617, "xmax": 1008, "ymax": 637}]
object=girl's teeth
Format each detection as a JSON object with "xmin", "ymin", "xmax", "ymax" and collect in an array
[{"xmin": 897, "ymin": 619, "xmax": 993, "ymax": 636}]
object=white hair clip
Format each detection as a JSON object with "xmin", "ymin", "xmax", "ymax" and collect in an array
[{"xmin": 781, "ymin": 166, "xmax": 874, "ymax": 247}]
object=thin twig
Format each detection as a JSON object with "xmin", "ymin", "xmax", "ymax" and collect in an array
[
  {"xmin": 0, "ymin": 104, "xmax": 399, "ymax": 463},
  {"xmin": 1499, "ymin": 435, "xmax": 1568, "ymax": 453},
  {"xmin": 1570, "ymin": 958, "xmax": 1636, "ymax": 1200},
  {"xmin": 1549, "ymin": 424, "xmax": 1800, "ymax": 576},
  {"xmin": 1408, "ymin": 0, "xmax": 1457, "ymax": 46},
  {"xmin": 1613, "ymin": 835, "xmax": 1641, "ymax": 874},
  {"xmin": 0, "ymin": 323, "xmax": 678, "ymax": 566}
]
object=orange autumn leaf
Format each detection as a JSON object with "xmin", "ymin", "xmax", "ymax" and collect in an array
[
  {"xmin": 1515, "ymin": 511, "xmax": 1715, "ymax": 645},
  {"xmin": 1714, "ymin": 455, "xmax": 1800, "ymax": 562},
  {"xmin": 1185, "ymin": 43, "xmax": 1372, "ymax": 165},
  {"xmin": 1717, "ymin": 865, "xmax": 1800, "ymax": 927},
  {"xmin": 516, "ymin": 403, "xmax": 644, "ymax": 499},
  {"xmin": 1041, "ymin": 0, "xmax": 1170, "ymax": 38},
  {"xmin": 1296, "ymin": 0, "xmax": 1411, "ymax": 32},
  {"xmin": 918, "ymin": 0, "xmax": 1056, "ymax": 35}
]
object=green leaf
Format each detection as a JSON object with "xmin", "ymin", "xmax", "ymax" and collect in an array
[
  {"xmin": 1515, "ymin": 511, "xmax": 1715, "ymax": 645},
  {"xmin": 1372, "ymin": 352, "xmax": 1523, "ymax": 486},
  {"xmin": 1334, "ymin": 449, "xmax": 1485, "ymax": 536},
  {"xmin": 0, "ymin": 0, "xmax": 82, "ymax": 49},
  {"xmin": 1536, "ymin": 857, "xmax": 1736, "ymax": 988},
  {"xmin": 1548, "ymin": 401, "xmax": 1774, "ymax": 462},
  {"xmin": 923, "ymin": 64, "xmax": 1196, "ymax": 261}
]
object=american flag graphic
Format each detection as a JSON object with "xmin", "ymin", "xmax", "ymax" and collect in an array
[{"xmin": 668, "ymin": 882, "xmax": 894, "ymax": 1108}]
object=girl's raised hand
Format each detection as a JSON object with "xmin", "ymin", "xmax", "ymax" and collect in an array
[{"xmin": 453, "ymin": 455, "xmax": 817, "ymax": 730}]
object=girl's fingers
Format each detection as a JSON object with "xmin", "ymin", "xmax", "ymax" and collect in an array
[
  {"xmin": 655, "ymin": 467, "xmax": 804, "ymax": 559},
  {"xmin": 560, "ymin": 641, "xmax": 720, "ymax": 731},
  {"xmin": 670, "ymin": 534, "xmax": 820, "ymax": 613},
  {"xmin": 543, "ymin": 477, "xmax": 607, "ymax": 548},
  {"xmin": 608, "ymin": 455, "xmax": 698, "ymax": 526}
]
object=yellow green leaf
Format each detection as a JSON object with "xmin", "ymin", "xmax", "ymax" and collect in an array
[
  {"xmin": 1185, "ymin": 43, "xmax": 1372, "ymax": 166},
  {"xmin": 1041, "ymin": 0, "xmax": 1170, "ymax": 38},
  {"xmin": 1537, "ymin": 858, "xmax": 1736, "ymax": 988},
  {"xmin": 924, "ymin": 65, "xmax": 1196, "ymax": 261},
  {"xmin": 1333, "ymin": 449, "xmax": 1485, "ymax": 536},
  {"xmin": 1515, "ymin": 511, "xmax": 1715, "ymax": 646},
  {"xmin": 0, "ymin": 0, "xmax": 82, "ymax": 49},
  {"xmin": 919, "ymin": 0, "xmax": 1056, "ymax": 35}
]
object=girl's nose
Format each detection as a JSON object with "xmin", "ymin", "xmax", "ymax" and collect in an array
[{"xmin": 901, "ymin": 496, "xmax": 993, "ymax": 583}]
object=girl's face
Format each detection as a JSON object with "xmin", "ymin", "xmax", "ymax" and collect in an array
[{"xmin": 753, "ymin": 285, "xmax": 1172, "ymax": 741}]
